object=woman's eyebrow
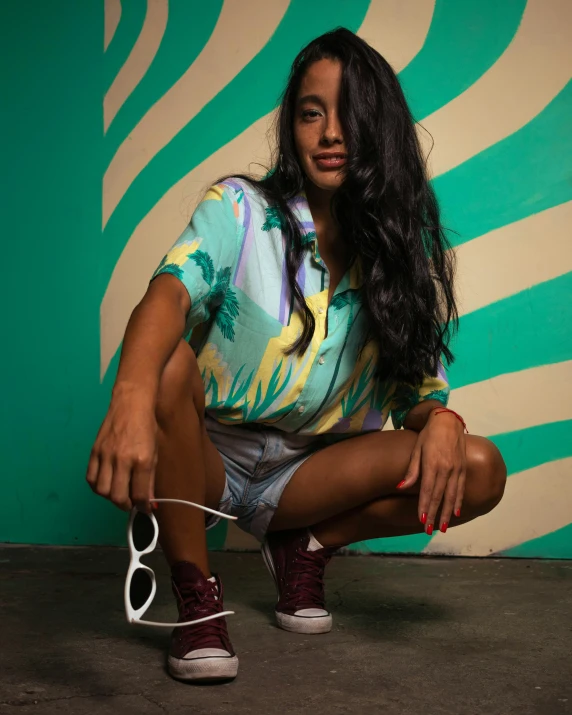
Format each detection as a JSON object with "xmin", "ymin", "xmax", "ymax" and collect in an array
[{"xmin": 297, "ymin": 93, "xmax": 326, "ymax": 107}]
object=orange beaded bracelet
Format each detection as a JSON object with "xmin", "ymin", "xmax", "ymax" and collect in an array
[{"xmin": 431, "ymin": 407, "xmax": 469, "ymax": 433}]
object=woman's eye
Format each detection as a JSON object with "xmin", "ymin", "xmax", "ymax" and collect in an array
[{"xmin": 302, "ymin": 110, "xmax": 321, "ymax": 120}]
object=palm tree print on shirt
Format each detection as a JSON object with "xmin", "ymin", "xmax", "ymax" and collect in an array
[
  {"xmin": 189, "ymin": 250, "xmax": 239, "ymax": 341},
  {"xmin": 262, "ymin": 206, "xmax": 286, "ymax": 232},
  {"xmin": 391, "ymin": 385, "xmax": 450, "ymax": 430},
  {"xmin": 153, "ymin": 257, "xmax": 184, "ymax": 281}
]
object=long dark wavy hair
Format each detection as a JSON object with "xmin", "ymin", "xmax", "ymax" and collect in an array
[{"xmin": 214, "ymin": 26, "xmax": 458, "ymax": 386}]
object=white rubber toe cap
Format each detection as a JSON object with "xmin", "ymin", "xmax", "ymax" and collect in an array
[
  {"xmin": 168, "ymin": 651, "xmax": 239, "ymax": 681},
  {"xmin": 276, "ymin": 610, "xmax": 332, "ymax": 634},
  {"xmin": 294, "ymin": 608, "xmax": 329, "ymax": 618}
]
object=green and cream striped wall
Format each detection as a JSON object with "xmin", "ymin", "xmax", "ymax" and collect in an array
[{"xmin": 2, "ymin": 1, "xmax": 570, "ymax": 556}]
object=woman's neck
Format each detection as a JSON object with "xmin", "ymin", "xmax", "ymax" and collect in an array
[
  {"xmin": 304, "ymin": 181, "xmax": 351, "ymax": 274},
  {"xmin": 304, "ymin": 181, "xmax": 340, "ymax": 245}
]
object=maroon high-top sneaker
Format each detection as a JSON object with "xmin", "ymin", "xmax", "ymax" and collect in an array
[
  {"xmin": 261, "ymin": 529, "xmax": 337, "ymax": 634},
  {"xmin": 168, "ymin": 562, "xmax": 238, "ymax": 682}
]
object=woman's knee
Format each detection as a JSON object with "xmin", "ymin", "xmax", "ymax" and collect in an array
[
  {"xmin": 465, "ymin": 437, "xmax": 507, "ymax": 515},
  {"xmin": 156, "ymin": 340, "xmax": 205, "ymax": 425}
]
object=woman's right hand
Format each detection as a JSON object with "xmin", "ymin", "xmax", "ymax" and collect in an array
[{"xmin": 86, "ymin": 385, "xmax": 158, "ymax": 514}]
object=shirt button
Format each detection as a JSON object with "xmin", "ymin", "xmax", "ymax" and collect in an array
[
  {"xmin": 318, "ymin": 357, "xmax": 325, "ymax": 365},
  {"xmin": 298, "ymin": 405, "xmax": 305, "ymax": 414},
  {"xmin": 318, "ymin": 307, "xmax": 325, "ymax": 314}
]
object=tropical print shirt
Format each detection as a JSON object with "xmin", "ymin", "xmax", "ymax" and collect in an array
[{"xmin": 152, "ymin": 178, "xmax": 449, "ymax": 436}]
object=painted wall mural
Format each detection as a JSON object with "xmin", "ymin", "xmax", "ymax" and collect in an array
[{"xmin": 2, "ymin": 0, "xmax": 570, "ymax": 556}]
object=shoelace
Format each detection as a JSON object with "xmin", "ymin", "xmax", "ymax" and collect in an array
[
  {"xmin": 176, "ymin": 584, "xmax": 230, "ymax": 651},
  {"xmin": 282, "ymin": 546, "xmax": 333, "ymax": 610}
]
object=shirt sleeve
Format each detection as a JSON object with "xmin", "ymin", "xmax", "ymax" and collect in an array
[
  {"xmin": 151, "ymin": 183, "xmax": 240, "ymax": 334},
  {"xmin": 390, "ymin": 362, "xmax": 450, "ymax": 430}
]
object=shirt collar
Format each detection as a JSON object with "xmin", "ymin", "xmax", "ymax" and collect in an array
[{"xmin": 289, "ymin": 188, "xmax": 317, "ymax": 246}]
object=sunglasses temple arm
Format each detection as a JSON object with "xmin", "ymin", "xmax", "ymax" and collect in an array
[
  {"xmin": 132, "ymin": 610, "xmax": 235, "ymax": 628},
  {"xmin": 150, "ymin": 498, "xmax": 237, "ymax": 521}
]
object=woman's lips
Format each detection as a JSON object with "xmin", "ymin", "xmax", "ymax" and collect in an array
[{"xmin": 314, "ymin": 155, "xmax": 347, "ymax": 170}]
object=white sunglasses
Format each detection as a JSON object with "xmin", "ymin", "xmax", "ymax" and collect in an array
[{"xmin": 125, "ymin": 498, "xmax": 237, "ymax": 628}]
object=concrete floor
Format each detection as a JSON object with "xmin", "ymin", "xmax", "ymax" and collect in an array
[{"xmin": 0, "ymin": 547, "xmax": 571, "ymax": 715}]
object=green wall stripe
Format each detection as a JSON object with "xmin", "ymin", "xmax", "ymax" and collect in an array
[
  {"xmin": 347, "ymin": 532, "xmax": 432, "ymax": 554},
  {"xmin": 490, "ymin": 420, "xmax": 572, "ymax": 477},
  {"xmin": 104, "ymin": 1, "xmax": 223, "ymax": 161},
  {"xmin": 102, "ymin": 0, "xmax": 371, "ymax": 280},
  {"xmin": 501, "ymin": 524, "xmax": 572, "ymax": 559},
  {"xmin": 207, "ymin": 520, "xmax": 229, "ymax": 550},
  {"xmin": 104, "ymin": 0, "xmax": 147, "ymax": 95},
  {"xmin": 400, "ymin": 0, "xmax": 526, "ymax": 120},
  {"xmin": 436, "ymin": 82, "xmax": 572, "ymax": 247},
  {"xmin": 1, "ymin": 0, "xmax": 111, "ymax": 545},
  {"xmin": 448, "ymin": 272, "xmax": 572, "ymax": 389}
]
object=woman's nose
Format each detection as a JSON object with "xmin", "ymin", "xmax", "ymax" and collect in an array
[{"xmin": 323, "ymin": 123, "xmax": 343, "ymax": 144}]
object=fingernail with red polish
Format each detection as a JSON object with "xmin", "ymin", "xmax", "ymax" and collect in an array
[
  {"xmin": 440, "ymin": 522, "xmax": 448, "ymax": 533},
  {"xmin": 421, "ymin": 513, "xmax": 427, "ymax": 525},
  {"xmin": 426, "ymin": 524, "xmax": 434, "ymax": 536},
  {"xmin": 396, "ymin": 479, "xmax": 407, "ymax": 489},
  {"xmin": 454, "ymin": 509, "xmax": 461, "ymax": 518}
]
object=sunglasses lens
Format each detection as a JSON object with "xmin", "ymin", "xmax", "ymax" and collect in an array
[
  {"xmin": 130, "ymin": 567, "xmax": 153, "ymax": 610},
  {"xmin": 132, "ymin": 511, "xmax": 155, "ymax": 552}
]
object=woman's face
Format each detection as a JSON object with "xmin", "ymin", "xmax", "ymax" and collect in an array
[{"xmin": 293, "ymin": 58, "xmax": 347, "ymax": 193}]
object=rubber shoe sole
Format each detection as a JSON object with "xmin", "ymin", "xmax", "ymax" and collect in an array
[
  {"xmin": 261, "ymin": 540, "xmax": 332, "ymax": 635},
  {"xmin": 168, "ymin": 654, "xmax": 238, "ymax": 682}
]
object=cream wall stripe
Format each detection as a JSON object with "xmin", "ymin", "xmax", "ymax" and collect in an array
[
  {"xmin": 100, "ymin": 113, "xmax": 275, "ymax": 378},
  {"xmin": 104, "ymin": 0, "xmax": 122, "ymax": 52},
  {"xmin": 421, "ymin": 0, "xmax": 572, "ymax": 178},
  {"xmin": 448, "ymin": 361, "xmax": 572, "ymax": 437},
  {"xmin": 357, "ymin": 0, "xmax": 435, "ymax": 72},
  {"xmin": 103, "ymin": 0, "xmax": 289, "ymax": 228},
  {"xmin": 423, "ymin": 458, "xmax": 572, "ymax": 556},
  {"xmin": 104, "ymin": 0, "xmax": 168, "ymax": 133},
  {"xmin": 455, "ymin": 201, "xmax": 572, "ymax": 317}
]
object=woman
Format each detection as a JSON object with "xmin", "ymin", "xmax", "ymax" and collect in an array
[{"xmin": 87, "ymin": 28, "xmax": 506, "ymax": 683}]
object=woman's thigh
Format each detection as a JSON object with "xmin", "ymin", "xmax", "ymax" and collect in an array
[
  {"xmin": 157, "ymin": 338, "xmax": 227, "ymax": 511},
  {"xmin": 269, "ymin": 430, "xmax": 503, "ymax": 531}
]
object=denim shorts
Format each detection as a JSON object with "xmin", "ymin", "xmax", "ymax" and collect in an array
[{"xmin": 204, "ymin": 414, "xmax": 325, "ymax": 542}]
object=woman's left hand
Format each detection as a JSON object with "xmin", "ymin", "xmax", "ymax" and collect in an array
[{"xmin": 398, "ymin": 410, "xmax": 467, "ymax": 533}]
